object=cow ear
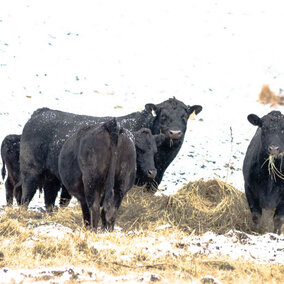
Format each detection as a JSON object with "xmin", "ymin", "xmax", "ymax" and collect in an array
[
  {"xmin": 248, "ymin": 114, "xmax": 262, "ymax": 127},
  {"xmin": 187, "ymin": 105, "xmax": 203, "ymax": 116},
  {"xmin": 145, "ymin": 103, "xmax": 158, "ymax": 117},
  {"xmin": 154, "ymin": 134, "xmax": 166, "ymax": 147}
]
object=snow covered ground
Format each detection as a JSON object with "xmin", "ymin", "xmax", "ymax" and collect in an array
[
  {"xmin": 1, "ymin": 0, "xmax": 284, "ymax": 195},
  {"xmin": 0, "ymin": 0, "xmax": 284, "ymax": 282},
  {"xmin": 0, "ymin": 227, "xmax": 283, "ymax": 283}
]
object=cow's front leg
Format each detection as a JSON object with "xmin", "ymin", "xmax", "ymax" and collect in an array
[
  {"xmin": 245, "ymin": 185, "xmax": 262, "ymax": 232},
  {"xmin": 274, "ymin": 203, "xmax": 284, "ymax": 234}
]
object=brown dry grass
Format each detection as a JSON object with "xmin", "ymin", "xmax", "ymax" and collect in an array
[
  {"xmin": 118, "ymin": 179, "xmax": 253, "ymax": 234},
  {"xmin": 0, "ymin": 179, "xmax": 283, "ymax": 283},
  {"xmin": 258, "ymin": 84, "xmax": 284, "ymax": 106}
]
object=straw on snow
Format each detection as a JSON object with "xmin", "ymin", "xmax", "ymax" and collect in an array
[{"xmin": 117, "ymin": 179, "xmax": 253, "ymax": 234}]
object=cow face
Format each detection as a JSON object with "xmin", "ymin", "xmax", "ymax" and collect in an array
[
  {"xmin": 248, "ymin": 111, "xmax": 284, "ymax": 158},
  {"xmin": 145, "ymin": 97, "xmax": 202, "ymax": 146},
  {"xmin": 134, "ymin": 128, "xmax": 165, "ymax": 182}
]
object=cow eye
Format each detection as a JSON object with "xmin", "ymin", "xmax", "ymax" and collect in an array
[
  {"xmin": 161, "ymin": 114, "xmax": 167, "ymax": 121},
  {"xmin": 136, "ymin": 147, "xmax": 145, "ymax": 154}
]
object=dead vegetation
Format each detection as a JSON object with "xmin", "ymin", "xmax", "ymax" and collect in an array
[
  {"xmin": 118, "ymin": 179, "xmax": 253, "ymax": 234},
  {"xmin": 0, "ymin": 179, "xmax": 283, "ymax": 283},
  {"xmin": 258, "ymin": 84, "xmax": 284, "ymax": 106}
]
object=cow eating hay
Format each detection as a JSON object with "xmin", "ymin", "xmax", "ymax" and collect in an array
[{"xmin": 117, "ymin": 179, "xmax": 253, "ymax": 234}]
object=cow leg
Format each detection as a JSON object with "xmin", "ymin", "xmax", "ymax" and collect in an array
[
  {"xmin": 245, "ymin": 185, "xmax": 262, "ymax": 232},
  {"xmin": 14, "ymin": 184, "xmax": 22, "ymax": 206},
  {"xmin": 101, "ymin": 202, "xmax": 116, "ymax": 232},
  {"xmin": 59, "ymin": 186, "xmax": 72, "ymax": 207},
  {"xmin": 273, "ymin": 203, "xmax": 284, "ymax": 234},
  {"xmin": 102, "ymin": 182, "xmax": 127, "ymax": 231},
  {"xmin": 43, "ymin": 177, "xmax": 61, "ymax": 213},
  {"xmin": 5, "ymin": 177, "xmax": 14, "ymax": 206},
  {"xmin": 21, "ymin": 174, "xmax": 40, "ymax": 207},
  {"xmin": 82, "ymin": 173, "xmax": 102, "ymax": 231},
  {"xmin": 89, "ymin": 190, "xmax": 101, "ymax": 232},
  {"xmin": 101, "ymin": 187, "xmax": 115, "ymax": 231},
  {"xmin": 79, "ymin": 199, "xmax": 91, "ymax": 228},
  {"xmin": 251, "ymin": 211, "xmax": 262, "ymax": 232}
]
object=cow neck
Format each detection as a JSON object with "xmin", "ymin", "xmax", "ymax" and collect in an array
[{"xmin": 118, "ymin": 110, "xmax": 154, "ymax": 132}]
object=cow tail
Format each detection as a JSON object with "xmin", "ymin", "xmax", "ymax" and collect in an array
[
  {"xmin": 103, "ymin": 118, "xmax": 120, "ymax": 210},
  {"xmin": 1, "ymin": 159, "xmax": 6, "ymax": 180}
]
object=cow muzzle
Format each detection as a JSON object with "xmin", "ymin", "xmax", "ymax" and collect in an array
[
  {"xmin": 147, "ymin": 169, "xmax": 157, "ymax": 179},
  {"xmin": 268, "ymin": 145, "xmax": 280, "ymax": 156},
  {"xmin": 168, "ymin": 130, "xmax": 182, "ymax": 140}
]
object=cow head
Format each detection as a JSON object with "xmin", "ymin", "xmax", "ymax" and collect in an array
[
  {"xmin": 145, "ymin": 97, "xmax": 202, "ymax": 146},
  {"xmin": 248, "ymin": 111, "xmax": 284, "ymax": 158},
  {"xmin": 134, "ymin": 128, "xmax": 165, "ymax": 183}
]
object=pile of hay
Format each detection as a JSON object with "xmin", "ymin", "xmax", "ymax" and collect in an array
[
  {"xmin": 258, "ymin": 84, "xmax": 284, "ymax": 106},
  {"xmin": 117, "ymin": 179, "xmax": 253, "ymax": 234}
]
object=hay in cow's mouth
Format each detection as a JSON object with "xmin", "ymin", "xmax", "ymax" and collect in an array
[{"xmin": 262, "ymin": 154, "xmax": 284, "ymax": 181}]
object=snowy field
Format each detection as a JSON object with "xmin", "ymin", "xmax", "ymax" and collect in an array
[
  {"xmin": 1, "ymin": 0, "xmax": 284, "ymax": 195},
  {"xmin": 0, "ymin": 0, "xmax": 284, "ymax": 282}
]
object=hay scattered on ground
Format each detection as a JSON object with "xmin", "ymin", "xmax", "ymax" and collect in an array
[
  {"xmin": 118, "ymin": 179, "xmax": 253, "ymax": 234},
  {"xmin": 0, "ymin": 180, "xmax": 283, "ymax": 283},
  {"xmin": 258, "ymin": 84, "xmax": 284, "ymax": 106}
]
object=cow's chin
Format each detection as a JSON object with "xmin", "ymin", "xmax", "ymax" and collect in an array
[
  {"xmin": 166, "ymin": 137, "xmax": 183, "ymax": 148},
  {"xmin": 135, "ymin": 178, "xmax": 158, "ymax": 191}
]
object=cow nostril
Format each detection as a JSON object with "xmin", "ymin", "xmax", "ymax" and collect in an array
[
  {"xmin": 147, "ymin": 169, "xmax": 157, "ymax": 179},
  {"xmin": 169, "ymin": 130, "xmax": 182, "ymax": 139},
  {"xmin": 268, "ymin": 145, "xmax": 280, "ymax": 154}
]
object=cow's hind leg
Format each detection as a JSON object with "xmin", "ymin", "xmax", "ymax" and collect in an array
[
  {"xmin": 43, "ymin": 176, "xmax": 61, "ymax": 213},
  {"xmin": 273, "ymin": 203, "xmax": 284, "ymax": 234},
  {"xmin": 59, "ymin": 186, "xmax": 72, "ymax": 207},
  {"xmin": 89, "ymin": 189, "xmax": 101, "ymax": 232},
  {"xmin": 5, "ymin": 177, "xmax": 14, "ymax": 206},
  {"xmin": 102, "ymin": 182, "xmax": 127, "ymax": 231},
  {"xmin": 21, "ymin": 174, "xmax": 41, "ymax": 207},
  {"xmin": 79, "ymin": 199, "xmax": 91, "ymax": 228},
  {"xmin": 101, "ymin": 206, "xmax": 116, "ymax": 231},
  {"xmin": 14, "ymin": 184, "xmax": 22, "ymax": 206}
]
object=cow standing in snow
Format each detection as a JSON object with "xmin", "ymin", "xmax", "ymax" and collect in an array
[
  {"xmin": 1, "ymin": 134, "xmax": 22, "ymax": 205},
  {"xmin": 58, "ymin": 119, "xmax": 163, "ymax": 230},
  {"xmin": 20, "ymin": 97, "xmax": 202, "ymax": 208},
  {"xmin": 243, "ymin": 111, "xmax": 284, "ymax": 234}
]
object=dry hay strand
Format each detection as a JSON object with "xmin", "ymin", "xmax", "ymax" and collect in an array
[
  {"xmin": 117, "ymin": 179, "xmax": 253, "ymax": 234},
  {"xmin": 117, "ymin": 186, "xmax": 168, "ymax": 231},
  {"xmin": 258, "ymin": 84, "xmax": 284, "ymax": 106},
  {"xmin": 166, "ymin": 179, "xmax": 253, "ymax": 234}
]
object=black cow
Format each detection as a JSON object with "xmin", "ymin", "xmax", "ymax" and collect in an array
[
  {"xmin": 243, "ymin": 111, "xmax": 284, "ymax": 234},
  {"xmin": 60, "ymin": 127, "xmax": 166, "ymax": 209},
  {"xmin": 59, "ymin": 119, "xmax": 158, "ymax": 230},
  {"xmin": 20, "ymin": 98, "xmax": 202, "ymax": 207},
  {"xmin": 1, "ymin": 134, "xmax": 63, "ymax": 211},
  {"xmin": 59, "ymin": 119, "xmax": 123, "ymax": 230},
  {"xmin": 1, "ymin": 134, "xmax": 22, "ymax": 205}
]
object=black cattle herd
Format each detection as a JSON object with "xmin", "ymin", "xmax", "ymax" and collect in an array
[{"xmin": 1, "ymin": 97, "xmax": 283, "ymax": 234}]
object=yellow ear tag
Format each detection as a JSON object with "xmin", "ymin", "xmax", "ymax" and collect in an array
[
  {"xmin": 151, "ymin": 109, "xmax": 157, "ymax": 117},
  {"xmin": 189, "ymin": 110, "xmax": 196, "ymax": 120}
]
